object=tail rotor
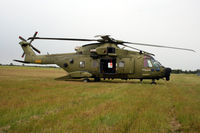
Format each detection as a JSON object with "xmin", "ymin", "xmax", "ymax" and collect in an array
[{"xmin": 19, "ymin": 32, "xmax": 41, "ymax": 58}]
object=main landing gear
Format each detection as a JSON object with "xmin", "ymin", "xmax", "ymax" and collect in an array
[
  {"xmin": 83, "ymin": 77, "xmax": 101, "ymax": 82},
  {"xmin": 140, "ymin": 79, "xmax": 157, "ymax": 84},
  {"xmin": 83, "ymin": 78, "xmax": 90, "ymax": 83},
  {"xmin": 94, "ymin": 77, "xmax": 101, "ymax": 82},
  {"xmin": 151, "ymin": 79, "xmax": 157, "ymax": 84}
]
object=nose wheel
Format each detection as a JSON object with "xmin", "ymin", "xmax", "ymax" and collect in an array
[{"xmin": 165, "ymin": 68, "xmax": 172, "ymax": 81}]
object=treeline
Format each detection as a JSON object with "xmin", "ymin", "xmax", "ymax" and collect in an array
[{"xmin": 172, "ymin": 69, "xmax": 200, "ymax": 74}]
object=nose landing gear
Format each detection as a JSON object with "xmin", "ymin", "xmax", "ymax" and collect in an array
[{"xmin": 165, "ymin": 68, "xmax": 172, "ymax": 81}]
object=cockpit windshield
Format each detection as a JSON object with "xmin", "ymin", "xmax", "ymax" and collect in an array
[
  {"xmin": 151, "ymin": 58, "xmax": 162, "ymax": 68},
  {"xmin": 144, "ymin": 56, "xmax": 162, "ymax": 69}
]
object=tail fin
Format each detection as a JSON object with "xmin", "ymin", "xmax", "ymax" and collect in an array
[
  {"xmin": 19, "ymin": 41, "xmax": 36, "ymax": 57},
  {"xmin": 18, "ymin": 32, "xmax": 40, "ymax": 58}
]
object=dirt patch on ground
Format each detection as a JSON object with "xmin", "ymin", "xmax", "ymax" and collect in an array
[
  {"xmin": 169, "ymin": 105, "xmax": 182, "ymax": 133},
  {"xmin": 0, "ymin": 125, "xmax": 10, "ymax": 133}
]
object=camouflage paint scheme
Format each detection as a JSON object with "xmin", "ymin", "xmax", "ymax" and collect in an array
[{"xmin": 18, "ymin": 41, "xmax": 170, "ymax": 82}]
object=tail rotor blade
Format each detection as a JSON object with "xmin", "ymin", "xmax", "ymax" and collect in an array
[
  {"xmin": 29, "ymin": 31, "xmax": 38, "ymax": 44},
  {"xmin": 19, "ymin": 36, "xmax": 27, "ymax": 42},
  {"xmin": 29, "ymin": 32, "xmax": 40, "ymax": 54},
  {"xmin": 33, "ymin": 31, "xmax": 38, "ymax": 38},
  {"xmin": 21, "ymin": 52, "xmax": 25, "ymax": 58},
  {"xmin": 30, "ymin": 44, "xmax": 40, "ymax": 54}
]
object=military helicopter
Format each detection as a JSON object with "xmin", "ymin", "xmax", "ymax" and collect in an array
[{"xmin": 14, "ymin": 32, "xmax": 195, "ymax": 84}]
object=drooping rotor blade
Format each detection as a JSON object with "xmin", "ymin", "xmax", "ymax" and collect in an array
[
  {"xmin": 21, "ymin": 52, "xmax": 25, "ymax": 58},
  {"xmin": 13, "ymin": 59, "xmax": 30, "ymax": 64},
  {"xmin": 29, "ymin": 32, "xmax": 38, "ymax": 44},
  {"xmin": 123, "ymin": 42, "xmax": 195, "ymax": 52},
  {"xmin": 30, "ymin": 44, "xmax": 40, "ymax": 54},
  {"xmin": 120, "ymin": 44, "xmax": 155, "ymax": 56},
  {"xmin": 28, "ymin": 37, "xmax": 98, "ymax": 42},
  {"xmin": 19, "ymin": 36, "xmax": 27, "ymax": 42}
]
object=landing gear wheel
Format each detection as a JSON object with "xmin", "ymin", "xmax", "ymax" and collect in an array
[
  {"xmin": 140, "ymin": 79, "xmax": 143, "ymax": 83},
  {"xmin": 151, "ymin": 79, "xmax": 157, "ymax": 84},
  {"xmin": 83, "ymin": 78, "xmax": 89, "ymax": 83},
  {"xmin": 166, "ymin": 76, "xmax": 170, "ymax": 81},
  {"xmin": 94, "ymin": 77, "xmax": 101, "ymax": 82}
]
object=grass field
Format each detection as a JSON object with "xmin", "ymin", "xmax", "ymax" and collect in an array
[{"xmin": 0, "ymin": 66, "xmax": 200, "ymax": 133}]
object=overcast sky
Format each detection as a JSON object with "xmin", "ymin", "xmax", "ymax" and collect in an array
[{"xmin": 0, "ymin": 0, "xmax": 199, "ymax": 70}]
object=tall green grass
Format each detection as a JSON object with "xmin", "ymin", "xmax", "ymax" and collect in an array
[{"xmin": 0, "ymin": 66, "xmax": 200, "ymax": 133}]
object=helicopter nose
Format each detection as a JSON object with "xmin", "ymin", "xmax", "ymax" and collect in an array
[{"xmin": 165, "ymin": 67, "xmax": 172, "ymax": 81}]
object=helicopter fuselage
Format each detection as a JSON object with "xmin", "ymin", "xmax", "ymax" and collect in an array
[{"xmin": 21, "ymin": 42, "xmax": 170, "ymax": 82}]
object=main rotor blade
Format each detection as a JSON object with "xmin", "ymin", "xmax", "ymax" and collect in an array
[
  {"xmin": 120, "ymin": 44, "xmax": 155, "ymax": 56},
  {"xmin": 30, "ymin": 44, "xmax": 41, "ymax": 54},
  {"xmin": 28, "ymin": 37, "xmax": 98, "ymax": 42},
  {"xmin": 123, "ymin": 42, "xmax": 195, "ymax": 52},
  {"xmin": 29, "ymin": 32, "xmax": 38, "ymax": 44}
]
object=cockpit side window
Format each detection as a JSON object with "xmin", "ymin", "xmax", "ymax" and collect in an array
[
  {"xmin": 119, "ymin": 61, "xmax": 125, "ymax": 68},
  {"xmin": 147, "ymin": 60, "xmax": 153, "ymax": 67},
  {"xmin": 144, "ymin": 57, "xmax": 153, "ymax": 68},
  {"xmin": 144, "ymin": 58, "xmax": 148, "ymax": 67}
]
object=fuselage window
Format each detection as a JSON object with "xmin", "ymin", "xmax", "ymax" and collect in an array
[
  {"xmin": 80, "ymin": 61, "xmax": 85, "ymax": 68},
  {"xmin": 92, "ymin": 60, "xmax": 98, "ymax": 68},
  {"xmin": 69, "ymin": 59, "xmax": 74, "ymax": 64},
  {"xmin": 119, "ymin": 61, "xmax": 125, "ymax": 68}
]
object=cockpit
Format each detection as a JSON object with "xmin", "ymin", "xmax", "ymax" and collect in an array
[{"xmin": 144, "ymin": 56, "xmax": 162, "ymax": 70}]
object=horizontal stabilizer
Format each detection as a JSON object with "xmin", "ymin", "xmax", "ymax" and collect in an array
[{"xmin": 13, "ymin": 60, "xmax": 30, "ymax": 64}]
